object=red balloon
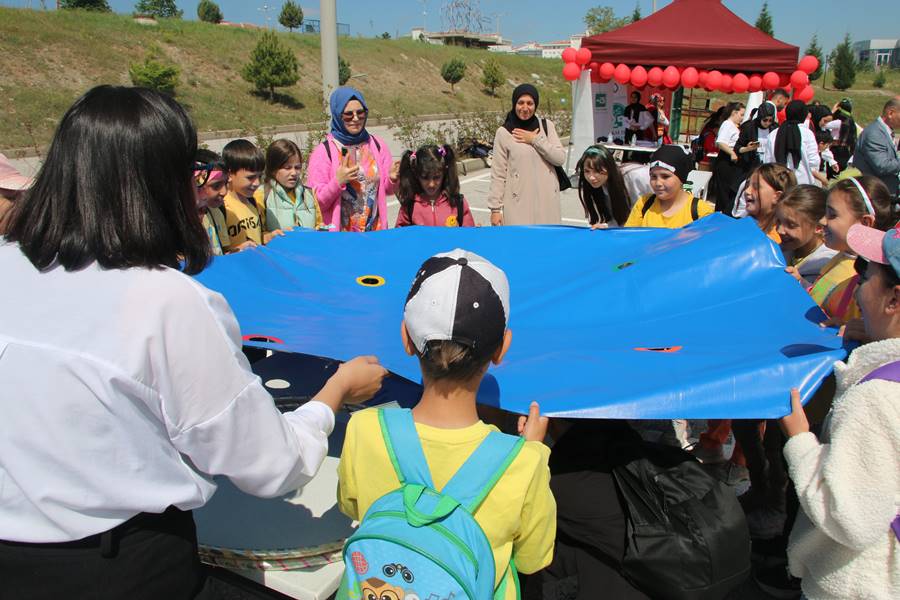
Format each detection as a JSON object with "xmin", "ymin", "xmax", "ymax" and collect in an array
[
  {"xmin": 762, "ymin": 71, "xmax": 780, "ymax": 90},
  {"xmin": 798, "ymin": 55, "xmax": 819, "ymax": 75},
  {"xmin": 794, "ymin": 85, "xmax": 814, "ymax": 102},
  {"xmin": 778, "ymin": 73, "xmax": 791, "ymax": 88},
  {"xmin": 614, "ymin": 63, "xmax": 632, "ymax": 85},
  {"xmin": 698, "ymin": 70, "xmax": 709, "ymax": 87},
  {"xmin": 563, "ymin": 62, "xmax": 581, "ymax": 81},
  {"xmin": 732, "ymin": 73, "xmax": 749, "ymax": 93},
  {"xmin": 662, "ymin": 65, "xmax": 680, "ymax": 88},
  {"xmin": 790, "ymin": 70, "xmax": 809, "ymax": 88},
  {"xmin": 599, "ymin": 62, "xmax": 616, "ymax": 79},
  {"xmin": 681, "ymin": 66, "xmax": 699, "ymax": 88},
  {"xmin": 748, "ymin": 74, "xmax": 763, "ymax": 92},
  {"xmin": 561, "ymin": 47, "xmax": 577, "ymax": 64},
  {"xmin": 706, "ymin": 70, "xmax": 723, "ymax": 90},
  {"xmin": 630, "ymin": 65, "xmax": 648, "ymax": 87},
  {"xmin": 575, "ymin": 47, "xmax": 592, "ymax": 66},
  {"xmin": 647, "ymin": 66, "xmax": 664, "ymax": 87},
  {"xmin": 720, "ymin": 74, "xmax": 733, "ymax": 92},
  {"xmin": 590, "ymin": 69, "xmax": 602, "ymax": 83},
  {"xmin": 588, "ymin": 61, "xmax": 599, "ymax": 73}
]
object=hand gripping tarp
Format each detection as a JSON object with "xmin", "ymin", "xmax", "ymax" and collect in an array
[{"xmin": 194, "ymin": 214, "xmax": 846, "ymax": 418}]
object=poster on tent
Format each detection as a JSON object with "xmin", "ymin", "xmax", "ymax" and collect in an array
[{"xmin": 591, "ymin": 81, "xmax": 628, "ymax": 142}]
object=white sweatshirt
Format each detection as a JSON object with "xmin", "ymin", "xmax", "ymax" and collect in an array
[{"xmin": 785, "ymin": 337, "xmax": 900, "ymax": 600}]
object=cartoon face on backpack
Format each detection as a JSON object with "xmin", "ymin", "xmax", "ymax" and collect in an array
[{"xmin": 361, "ymin": 577, "xmax": 405, "ymax": 600}]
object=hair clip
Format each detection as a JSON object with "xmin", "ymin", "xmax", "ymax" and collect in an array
[
  {"xmin": 848, "ymin": 177, "xmax": 875, "ymax": 216},
  {"xmin": 437, "ymin": 146, "xmax": 447, "ymax": 157},
  {"xmin": 409, "ymin": 151, "xmax": 417, "ymax": 162}
]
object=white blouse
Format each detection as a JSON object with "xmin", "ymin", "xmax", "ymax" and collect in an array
[
  {"xmin": 715, "ymin": 119, "xmax": 740, "ymax": 148},
  {"xmin": 0, "ymin": 243, "xmax": 335, "ymax": 543}
]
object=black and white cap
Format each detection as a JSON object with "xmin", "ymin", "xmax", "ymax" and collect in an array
[{"xmin": 404, "ymin": 249, "xmax": 510, "ymax": 357}]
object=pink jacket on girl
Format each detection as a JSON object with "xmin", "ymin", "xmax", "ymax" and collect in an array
[
  {"xmin": 395, "ymin": 193, "xmax": 476, "ymax": 228},
  {"xmin": 305, "ymin": 133, "xmax": 396, "ymax": 231}
]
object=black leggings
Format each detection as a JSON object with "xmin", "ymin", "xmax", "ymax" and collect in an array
[{"xmin": 0, "ymin": 507, "xmax": 208, "ymax": 600}]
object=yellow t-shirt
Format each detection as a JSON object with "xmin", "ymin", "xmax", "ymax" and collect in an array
[
  {"xmin": 624, "ymin": 193, "xmax": 714, "ymax": 228},
  {"xmin": 225, "ymin": 191, "xmax": 263, "ymax": 246},
  {"xmin": 252, "ymin": 187, "xmax": 269, "ymax": 232},
  {"xmin": 337, "ymin": 408, "xmax": 556, "ymax": 598}
]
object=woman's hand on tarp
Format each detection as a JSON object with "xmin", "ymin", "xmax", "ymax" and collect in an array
[
  {"xmin": 518, "ymin": 401, "xmax": 550, "ymax": 443},
  {"xmin": 779, "ymin": 388, "xmax": 810, "ymax": 438},
  {"xmin": 315, "ymin": 356, "xmax": 388, "ymax": 413}
]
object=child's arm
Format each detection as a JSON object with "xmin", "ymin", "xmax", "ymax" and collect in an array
[
  {"xmin": 306, "ymin": 142, "xmax": 343, "ymax": 215},
  {"xmin": 395, "ymin": 200, "xmax": 412, "ymax": 227},
  {"xmin": 781, "ymin": 385, "xmax": 900, "ymax": 550},
  {"xmin": 511, "ymin": 443, "xmax": 556, "ymax": 574},
  {"xmin": 532, "ymin": 119, "xmax": 566, "ymax": 167},
  {"xmin": 461, "ymin": 196, "xmax": 476, "ymax": 227}
]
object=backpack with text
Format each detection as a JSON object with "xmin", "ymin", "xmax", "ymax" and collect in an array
[{"xmin": 337, "ymin": 408, "xmax": 524, "ymax": 600}]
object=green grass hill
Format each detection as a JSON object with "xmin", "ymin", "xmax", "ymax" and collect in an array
[{"xmin": 0, "ymin": 7, "xmax": 571, "ymax": 153}]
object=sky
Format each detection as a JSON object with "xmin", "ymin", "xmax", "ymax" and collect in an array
[{"xmin": 4, "ymin": 1, "xmax": 899, "ymax": 54}]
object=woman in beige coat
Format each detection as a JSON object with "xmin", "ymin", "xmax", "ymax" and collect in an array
[{"xmin": 488, "ymin": 84, "xmax": 566, "ymax": 225}]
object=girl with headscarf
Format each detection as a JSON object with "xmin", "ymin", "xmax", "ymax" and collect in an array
[
  {"xmin": 807, "ymin": 104, "xmax": 834, "ymax": 137},
  {"xmin": 306, "ymin": 86, "xmax": 400, "ymax": 231},
  {"xmin": 764, "ymin": 100, "xmax": 821, "ymax": 186},
  {"xmin": 830, "ymin": 98, "xmax": 857, "ymax": 171},
  {"xmin": 487, "ymin": 84, "xmax": 566, "ymax": 225},
  {"xmin": 734, "ymin": 101, "xmax": 777, "ymax": 173}
]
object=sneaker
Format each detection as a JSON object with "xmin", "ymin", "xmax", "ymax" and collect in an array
[
  {"xmin": 754, "ymin": 564, "xmax": 801, "ymax": 599},
  {"xmin": 691, "ymin": 444, "xmax": 728, "ymax": 464}
]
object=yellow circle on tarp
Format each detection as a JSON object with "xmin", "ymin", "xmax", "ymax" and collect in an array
[{"xmin": 356, "ymin": 275, "xmax": 386, "ymax": 287}]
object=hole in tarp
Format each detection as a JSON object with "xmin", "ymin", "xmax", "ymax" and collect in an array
[
  {"xmin": 242, "ymin": 334, "xmax": 284, "ymax": 344},
  {"xmin": 614, "ymin": 261, "xmax": 636, "ymax": 271},
  {"xmin": 356, "ymin": 275, "xmax": 386, "ymax": 287}
]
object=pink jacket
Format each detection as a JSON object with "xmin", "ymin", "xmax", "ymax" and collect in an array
[
  {"xmin": 395, "ymin": 193, "xmax": 475, "ymax": 227},
  {"xmin": 305, "ymin": 133, "xmax": 396, "ymax": 231}
]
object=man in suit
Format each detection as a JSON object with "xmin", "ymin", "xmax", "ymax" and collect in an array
[{"xmin": 853, "ymin": 96, "xmax": 900, "ymax": 199}]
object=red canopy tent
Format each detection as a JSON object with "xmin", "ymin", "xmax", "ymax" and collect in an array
[{"xmin": 581, "ymin": 0, "xmax": 798, "ymax": 73}]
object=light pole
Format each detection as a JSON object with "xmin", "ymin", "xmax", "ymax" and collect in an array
[{"xmin": 320, "ymin": 0, "xmax": 340, "ymax": 111}]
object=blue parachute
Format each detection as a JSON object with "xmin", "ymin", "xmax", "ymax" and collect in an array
[{"xmin": 195, "ymin": 214, "xmax": 846, "ymax": 418}]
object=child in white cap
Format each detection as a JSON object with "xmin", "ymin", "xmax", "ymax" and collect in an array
[{"xmin": 337, "ymin": 249, "xmax": 555, "ymax": 599}]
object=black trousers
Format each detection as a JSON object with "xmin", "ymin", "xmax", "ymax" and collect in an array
[
  {"xmin": 712, "ymin": 155, "xmax": 745, "ymax": 215},
  {"xmin": 0, "ymin": 507, "xmax": 208, "ymax": 600}
]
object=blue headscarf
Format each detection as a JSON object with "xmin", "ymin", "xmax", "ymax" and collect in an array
[{"xmin": 329, "ymin": 86, "xmax": 370, "ymax": 146}]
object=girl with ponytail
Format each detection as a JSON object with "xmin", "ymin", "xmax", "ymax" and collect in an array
[{"xmin": 394, "ymin": 144, "xmax": 475, "ymax": 227}]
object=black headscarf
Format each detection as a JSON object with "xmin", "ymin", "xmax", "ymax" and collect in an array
[
  {"xmin": 503, "ymin": 84, "xmax": 540, "ymax": 133},
  {"xmin": 834, "ymin": 99, "xmax": 857, "ymax": 150},
  {"xmin": 808, "ymin": 104, "xmax": 832, "ymax": 135},
  {"xmin": 736, "ymin": 102, "xmax": 776, "ymax": 168},
  {"xmin": 774, "ymin": 100, "xmax": 809, "ymax": 167}
]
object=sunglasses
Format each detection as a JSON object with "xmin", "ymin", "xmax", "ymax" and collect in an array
[{"xmin": 341, "ymin": 109, "xmax": 368, "ymax": 121}]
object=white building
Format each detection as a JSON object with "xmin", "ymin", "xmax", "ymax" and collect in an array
[{"xmin": 852, "ymin": 39, "xmax": 900, "ymax": 68}]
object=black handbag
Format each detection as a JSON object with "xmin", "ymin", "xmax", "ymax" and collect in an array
[{"xmin": 540, "ymin": 118, "xmax": 572, "ymax": 191}]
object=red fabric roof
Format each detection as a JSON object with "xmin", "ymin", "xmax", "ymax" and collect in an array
[{"xmin": 581, "ymin": 0, "xmax": 798, "ymax": 73}]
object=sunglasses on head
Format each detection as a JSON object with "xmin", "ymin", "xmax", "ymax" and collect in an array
[
  {"xmin": 193, "ymin": 162, "xmax": 214, "ymax": 187},
  {"xmin": 341, "ymin": 109, "xmax": 368, "ymax": 121}
]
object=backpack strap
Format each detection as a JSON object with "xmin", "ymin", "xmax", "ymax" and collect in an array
[
  {"xmin": 640, "ymin": 194, "xmax": 657, "ymax": 217},
  {"xmin": 859, "ymin": 360, "xmax": 900, "ymax": 384},
  {"xmin": 690, "ymin": 195, "xmax": 700, "ymax": 221},
  {"xmin": 378, "ymin": 408, "xmax": 435, "ymax": 488},
  {"xmin": 457, "ymin": 197, "xmax": 465, "ymax": 227},
  {"xmin": 540, "ymin": 118, "xmax": 547, "ymax": 136},
  {"xmin": 441, "ymin": 431, "xmax": 525, "ymax": 513},
  {"xmin": 324, "ymin": 140, "xmax": 332, "ymax": 161}
]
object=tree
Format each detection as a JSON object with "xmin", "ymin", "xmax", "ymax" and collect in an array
[
  {"xmin": 631, "ymin": 2, "xmax": 641, "ymax": 23},
  {"xmin": 755, "ymin": 2, "xmax": 773, "ymax": 36},
  {"xmin": 134, "ymin": 0, "xmax": 182, "ymax": 18},
  {"xmin": 241, "ymin": 31, "xmax": 300, "ymax": 101},
  {"xmin": 830, "ymin": 34, "xmax": 857, "ymax": 91},
  {"xmin": 278, "ymin": 0, "xmax": 303, "ymax": 33},
  {"xmin": 59, "ymin": 0, "xmax": 111, "ymax": 10},
  {"xmin": 873, "ymin": 69, "xmax": 887, "ymax": 89},
  {"xmin": 197, "ymin": 0, "xmax": 223, "ymax": 24},
  {"xmin": 481, "ymin": 58, "xmax": 504, "ymax": 96},
  {"xmin": 805, "ymin": 34, "xmax": 824, "ymax": 81},
  {"xmin": 441, "ymin": 57, "xmax": 466, "ymax": 93},
  {"xmin": 584, "ymin": 6, "xmax": 628, "ymax": 35},
  {"xmin": 129, "ymin": 58, "xmax": 180, "ymax": 95},
  {"xmin": 380, "ymin": 32, "xmax": 391, "ymax": 39},
  {"xmin": 338, "ymin": 56, "xmax": 351, "ymax": 85}
]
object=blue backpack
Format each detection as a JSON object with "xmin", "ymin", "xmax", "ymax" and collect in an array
[{"xmin": 338, "ymin": 408, "xmax": 525, "ymax": 600}]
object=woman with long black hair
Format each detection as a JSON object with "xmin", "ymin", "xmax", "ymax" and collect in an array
[
  {"xmin": 0, "ymin": 86, "xmax": 387, "ymax": 599},
  {"xmin": 764, "ymin": 100, "xmax": 821, "ymax": 186},
  {"xmin": 575, "ymin": 144, "xmax": 631, "ymax": 228},
  {"xmin": 830, "ymin": 98, "xmax": 857, "ymax": 171}
]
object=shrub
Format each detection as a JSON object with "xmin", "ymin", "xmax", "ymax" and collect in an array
[
  {"xmin": 59, "ymin": 0, "xmax": 110, "ymax": 10},
  {"xmin": 339, "ymin": 56, "xmax": 351, "ymax": 85},
  {"xmin": 129, "ymin": 58, "xmax": 180, "ymax": 95},
  {"xmin": 241, "ymin": 31, "xmax": 300, "ymax": 101},
  {"xmin": 134, "ymin": 0, "xmax": 182, "ymax": 19},
  {"xmin": 873, "ymin": 69, "xmax": 887, "ymax": 88},
  {"xmin": 481, "ymin": 58, "xmax": 504, "ymax": 96},
  {"xmin": 279, "ymin": 0, "xmax": 303, "ymax": 33},
  {"xmin": 441, "ymin": 58, "xmax": 466, "ymax": 93},
  {"xmin": 197, "ymin": 0, "xmax": 223, "ymax": 24}
]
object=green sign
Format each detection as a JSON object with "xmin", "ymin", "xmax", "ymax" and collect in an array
[{"xmin": 595, "ymin": 93, "xmax": 607, "ymax": 109}]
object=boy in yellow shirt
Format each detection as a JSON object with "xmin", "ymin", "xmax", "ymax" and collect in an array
[
  {"xmin": 337, "ymin": 249, "xmax": 555, "ymax": 599},
  {"xmin": 624, "ymin": 145, "xmax": 714, "ymax": 228},
  {"xmin": 222, "ymin": 139, "xmax": 283, "ymax": 249}
]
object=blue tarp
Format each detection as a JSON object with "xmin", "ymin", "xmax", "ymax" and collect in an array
[{"xmin": 195, "ymin": 214, "xmax": 846, "ymax": 418}]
